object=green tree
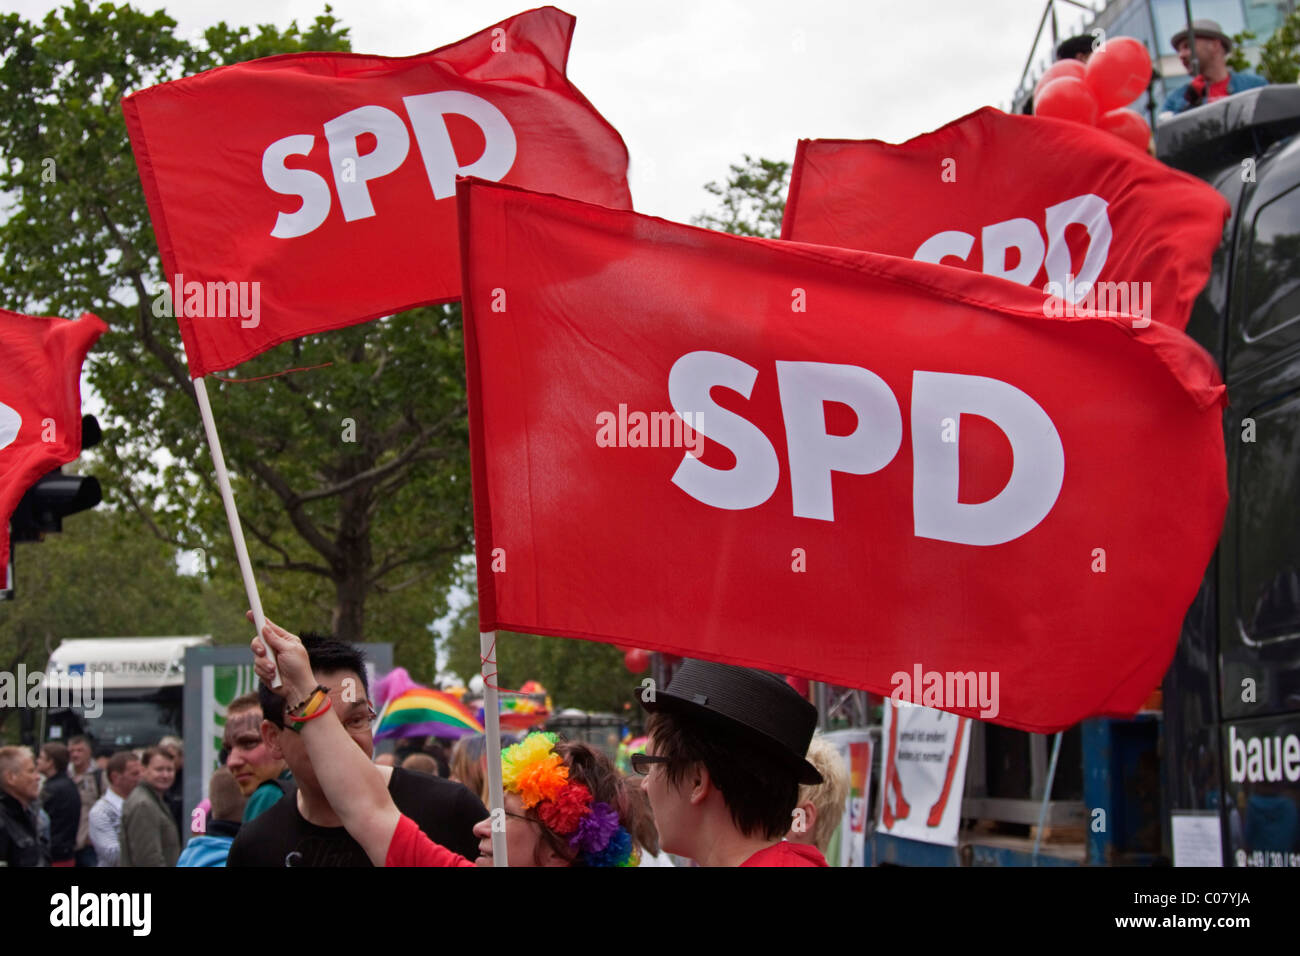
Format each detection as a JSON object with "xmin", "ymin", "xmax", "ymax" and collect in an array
[
  {"xmin": 683, "ymin": 152, "xmax": 789, "ymax": 705},
  {"xmin": 0, "ymin": 507, "xmax": 245, "ymax": 741},
  {"xmin": 691, "ymin": 154, "xmax": 791, "ymax": 238},
  {"xmin": 0, "ymin": 2, "xmax": 471, "ymax": 678},
  {"xmin": 440, "ymin": 589, "xmax": 638, "ymax": 717},
  {"xmin": 1257, "ymin": 12, "xmax": 1300, "ymax": 84}
]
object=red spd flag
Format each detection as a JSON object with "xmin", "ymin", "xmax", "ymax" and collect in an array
[
  {"xmin": 460, "ymin": 180, "xmax": 1227, "ymax": 733},
  {"xmin": 0, "ymin": 310, "xmax": 106, "ymax": 579},
  {"xmin": 123, "ymin": 6, "xmax": 630, "ymax": 377},
  {"xmin": 782, "ymin": 108, "xmax": 1228, "ymax": 331}
]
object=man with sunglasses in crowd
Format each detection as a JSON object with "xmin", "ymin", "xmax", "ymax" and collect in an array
[
  {"xmin": 227, "ymin": 631, "xmax": 486, "ymax": 866},
  {"xmin": 633, "ymin": 659, "xmax": 828, "ymax": 866}
]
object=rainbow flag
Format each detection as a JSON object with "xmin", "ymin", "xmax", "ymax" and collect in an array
[{"xmin": 374, "ymin": 668, "xmax": 483, "ymax": 740}]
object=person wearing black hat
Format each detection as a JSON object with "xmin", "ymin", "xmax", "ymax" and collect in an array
[
  {"xmin": 1160, "ymin": 18, "xmax": 1265, "ymax": 115},
  {"xmin": 632, "ymin": 659, "xmax": 828, "ymax": 866}
]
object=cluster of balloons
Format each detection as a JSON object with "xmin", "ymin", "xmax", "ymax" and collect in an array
[{"xmin": 1033, "ymin": 36, "xmax": 1153, "ymax": 151}]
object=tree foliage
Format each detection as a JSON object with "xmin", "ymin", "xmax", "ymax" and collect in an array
[
  {"xmin": 0, "ymin": 2, "xmax": 471, "ymax": 678},
  {"xmin": 691, "ymin": 154, "xmax": 790, "ymax": 238},
  {"xmin": 440, "ymin": 584, "xmax": 636, "ymax": 717},
  {"xmin": 0, "ymin": 507, "xmax": 246, "ymax": 740}
]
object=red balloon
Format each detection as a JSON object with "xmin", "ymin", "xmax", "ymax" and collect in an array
[
  {"xmin": 1098, "ymin": 108, "xmax": 1151, "ymax": 152},
  {"xmin": 1034, "ymin": 76, "xmax": 1100, "ymax": 126},
  {"xmin": 1033, "ymin": 59, "xmax": 1086, "ymax": 100},
  {"xmin": 623, "ymin": 648, "xmax": 650, "ymax": 673},
  {"xmin": 1084, "ymin": 36, "xmax": 1152, "ymax": 111}
]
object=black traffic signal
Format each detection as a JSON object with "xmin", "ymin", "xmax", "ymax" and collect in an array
[{"xmin": 9, "ymin": 414, "xmax": 102, "ymax": 542}]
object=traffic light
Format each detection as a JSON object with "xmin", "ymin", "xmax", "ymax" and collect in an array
[{"xmin": 9, "ymin": 414, "xmax": 102, "ymax": 541}]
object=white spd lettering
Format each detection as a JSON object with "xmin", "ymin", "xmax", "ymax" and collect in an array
[
  {"xmin": 262, "ymin": 91, "xmax": 517, "ymax": 239},
  {"xmin": 914, "ymin": 193, "xmax": 1112, "ymax": 302},
  {"xmin": 668, "ymin": 352, "xmax": 1065, "ymax": 546}
]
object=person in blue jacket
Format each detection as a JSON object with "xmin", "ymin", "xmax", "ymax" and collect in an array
[
  {"xmin": 1161, "ymin": 19, "xmax": 1266, "ymax": 115},
  {"xmin": 177, "ymin": 768, "xmax": 244, "ymax": 867}
]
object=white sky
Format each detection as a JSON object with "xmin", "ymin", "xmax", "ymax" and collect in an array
[{"xmin": 11, "ymin": 0, "xmax": 1094, "ymax": 224}]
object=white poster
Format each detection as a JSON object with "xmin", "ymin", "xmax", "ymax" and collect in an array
[
  {"xmin": 1171, "ymin": 812, "xmax": 1223, "ymax": 867},
  {"xmin": 823, "ymin": 729, "xmax": 874, "ymax": 867},
  {"xmin": 877, "ymin": 700, "xmax": 971, "ymax": 846}
]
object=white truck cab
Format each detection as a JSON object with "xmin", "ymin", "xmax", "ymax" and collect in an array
[{"xmin": 40, "ymin": 636, "xmax": 211, "ymax": 749}]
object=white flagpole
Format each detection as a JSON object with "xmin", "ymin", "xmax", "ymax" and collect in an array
[
  {"xmin": 192, "ymin": 375, "xmax": 280, "ymax": 687},
  {"xmin": 479, "ymin": 629, "xmax": 508, "ymax": 866}
]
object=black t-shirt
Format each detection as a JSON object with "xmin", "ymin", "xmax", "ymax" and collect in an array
[{"xmin": 226, "ymin": 767, "xmax": 485, "ymax": 867}]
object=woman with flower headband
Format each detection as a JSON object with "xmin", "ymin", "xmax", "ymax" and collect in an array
[{"xmin": 251, "ymin": 618, "xmax": 638, "ymax": 867}]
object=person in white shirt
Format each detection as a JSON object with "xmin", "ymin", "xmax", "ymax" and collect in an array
[{"xmin": 87, "ymin": 751, "xmax": 141, "ymax": 867}]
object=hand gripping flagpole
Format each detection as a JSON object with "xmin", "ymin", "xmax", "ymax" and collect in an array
[
  {"xmin": 192, "ymin": 375, "xmax": 280, "ymax": 687},
  {"xmin": 480, "ymin": 630, "xmax": 508, "ymax": 866}
]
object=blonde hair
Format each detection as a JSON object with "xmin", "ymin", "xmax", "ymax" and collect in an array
[
  {"xmin": 797, "ymin": 736, "xmax": 849, "ymax": 852},
  {"xmin": 0, "ymin": 745, "xmax": 33, "ymax": 782}
]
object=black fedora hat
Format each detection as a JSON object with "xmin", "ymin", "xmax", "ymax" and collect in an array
[{"xmin": 639, "ymin": 659, "xmax": 823, "ymax": 785}]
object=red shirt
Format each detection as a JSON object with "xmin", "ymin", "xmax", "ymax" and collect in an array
[
  {"xmin": 1207, "ymin": 76, "xmax": 1231, "ymax": 102},
  {"xmin": 740, "ymin": 841, "xmax": 828, "ymax": 867},
  {"xmin": 385, "ymin": 814, "xmax": 477, "ymax": 868}
]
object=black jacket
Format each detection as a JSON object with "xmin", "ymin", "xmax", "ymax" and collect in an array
[
  {"xmin": 41, "ymin": 773, "xmax": 81, "ymax": 862},
  {"xmin": 0, "ymin": 791, "xmax": 49, "ymax": 868}
]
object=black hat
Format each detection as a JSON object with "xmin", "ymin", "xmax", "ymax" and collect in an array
[{"xmin": 639, "ymin": 659, "xmax": 823, "ymax": 785}]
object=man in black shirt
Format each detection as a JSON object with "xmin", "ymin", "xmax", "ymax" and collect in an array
[
  {"xmin": 37, "ymin": 743, "xmax": 81, "ymax": 866},
  {"xmin": 228, "ymin": 632, "xmax": 485, "ymax": 866},
  {"xmin": 1, "ymin": 745, "xmax": 50, "ymax": 867}
]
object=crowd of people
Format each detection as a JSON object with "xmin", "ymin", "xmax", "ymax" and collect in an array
[{"xmin": 0, "ymin": 626, "xmax": 850, "ymax": 867}]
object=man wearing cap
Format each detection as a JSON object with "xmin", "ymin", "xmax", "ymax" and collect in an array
[
  {"xmin": 633, "ymin": 659, "xmax": 828, "ymax": 866},
  {"xmin": 1161, "ymin": 19, "xmax": 1265, "ymax": 115}
]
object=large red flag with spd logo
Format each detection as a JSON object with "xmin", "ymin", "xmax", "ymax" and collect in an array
[
  {"xmin": 123, "ymin": 6, "xmax": 631, "ymax": 377},
  {"xmin": 0, "ymin": 310, "xmax": 106, "ymax": 579},
  {"xmin": 459, "ymin": 180, "xmax": 1227, "ymax": 733},
  {"xmin": 782, "ymin": 108, "xmax": 1228, "ymax": 331}
]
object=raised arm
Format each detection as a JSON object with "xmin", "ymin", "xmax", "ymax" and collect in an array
[{"xmin": 251, "ymin": 619, "xmax": 401, "ymax": 866}]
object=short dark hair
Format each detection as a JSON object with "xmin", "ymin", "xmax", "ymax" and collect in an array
[
  {"xmin": 106, "ymin": 750, "xmax": 140, "ymax": 781},
  {"xmin": 258, "ymin": 631, "xmax": 369, "ymax": 729},
  {"xmin": 41, "ymin": 742, "xmax": 69, "ymax": 774},
  {"xmin": 67, "ymin": 734, "xmax": 91, "ymax": 749},
  {"xmin": 141, "ymin": 747, "xmax": 173, "ymax": 769},
  {"xmin": 646, "ymin": 710, "xmax": 800, "ymax": 841}
]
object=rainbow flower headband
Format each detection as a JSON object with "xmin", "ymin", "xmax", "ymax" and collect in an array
[{"xmin": 501, "ymin": 732, "xmax": 638, "ymax": 867}]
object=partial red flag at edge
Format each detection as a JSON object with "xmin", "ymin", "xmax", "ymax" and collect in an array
[{"xmin": 0, "ymin": 310, "xmax": 106, "ymax": 580}]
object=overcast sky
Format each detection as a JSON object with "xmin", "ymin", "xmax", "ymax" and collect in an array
[{"xmin": 12, "ymin": 0, "xmax": 1095, "ymax": 223}]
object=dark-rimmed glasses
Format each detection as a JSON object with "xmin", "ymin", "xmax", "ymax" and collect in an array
[{"xmin": 630, "ymin": 753, "xmax": 672, "ymax": 776}]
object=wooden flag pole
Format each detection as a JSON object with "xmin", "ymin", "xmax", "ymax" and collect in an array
[
  {"xmin": 192, "ymin": 375, "xmax": 280, "ymax": 687},
  {"xmin": 479, "ymin": 629, "xmax": 508, "ymax": 866}
]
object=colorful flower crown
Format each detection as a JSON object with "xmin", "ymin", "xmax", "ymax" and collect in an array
[{"xmin": 500, "ymin": 732, "xmax": 638, "ymax": 867}]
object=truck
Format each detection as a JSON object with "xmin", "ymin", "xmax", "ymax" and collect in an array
[
  {"xmin": 33, "ymin": 636, "xmax": 212, "ymax": 750},
  {"xmin": 1156, "ymin": 84, "xmax": 1300, "ymax": 868}
]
